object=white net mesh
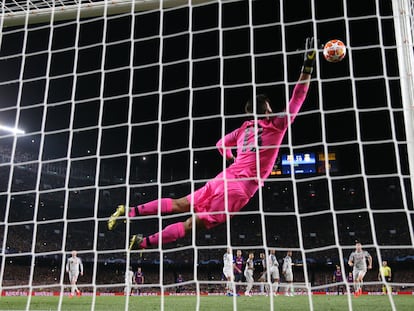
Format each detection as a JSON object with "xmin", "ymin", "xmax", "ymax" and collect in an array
[{"xmin": 0, "ymin": 1, "xmax": 413, "ymax": 311}]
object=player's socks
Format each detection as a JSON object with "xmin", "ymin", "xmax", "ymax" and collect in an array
[
  {"xmin": 70, "ymin": 286, "xmax": 76, "ymax": 298},
  {"xmin": 136, "ymin": 222, "xmax": 185, "ymax": 249},
  {"xmin": 273, "ymin": 283, "xmax": 279, "ymax": 295},
  {"xmin": 354, "ymin": 283, "xmax": 360, "ymax": 297},
  {"xmin": 129, "ymin": 222, "xmax": 185, "ymax": 250},
  {"xmin": 130, "ymin": 198, "xmax": 173, "ymax": 217}
]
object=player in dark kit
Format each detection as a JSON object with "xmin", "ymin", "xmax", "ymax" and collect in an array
[
  {"xmin": 234, "ymin": 249, "xmax": 244, "ymax": 283},
  {"xmin": 134, "ymin": 267, "xmax": 145, "ymax": 295},
  {"xmin": 333, "ymin": 265, "xmax": 344, "ymax": 295}
]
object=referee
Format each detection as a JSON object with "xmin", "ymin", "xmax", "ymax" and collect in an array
[{"xmin": 378, "ymin": 261, "xmax": 392, "ymax": 294}]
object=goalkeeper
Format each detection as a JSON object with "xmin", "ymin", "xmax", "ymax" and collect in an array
[{"xmin": 108, "ymin": 37, "xmax": 317, "ymax": 250}]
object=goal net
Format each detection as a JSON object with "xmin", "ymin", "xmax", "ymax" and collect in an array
[{"xmin": 0, "ymin": 1, "xmax": 413, "ymax": 311}]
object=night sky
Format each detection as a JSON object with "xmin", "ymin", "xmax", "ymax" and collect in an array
[{"xmin": 0, "ymin": 0, "xmax": 412, "ymax": 260}]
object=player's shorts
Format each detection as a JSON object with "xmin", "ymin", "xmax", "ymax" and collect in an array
[
  {"xmin": 259, "ymin": 271, "xmax": 267, "ymax": 281},
  {"xmin": 270, "ymin": 266, "xmax": 280, "ymax": 279},
  {"xmin": 353, "ymin": 268, "xmax": 367, "ymax": 280},
  {"xmin": 124, "ymin": 282, "xmax": 133, "ymax": 293},
  {"xmin": 223, "ymin": 268, "xmax": 234, "ymax": 279},
  {"xmin": 234, "ymin": 272, "xmax": 243, "ymax": 282},
  {"xmin": 244, "ymin": 269, "xmax": 253, "ymax": 282},
  {"xmin": 284, "ymin": 271, "xmax": 293, "ymax": 282},
  {"xmin": 187, "ymin": 171, "xmax": 257, "ymax": 230},
  {"xmin": 68, "ymin": 271, "xmax": 79, "ymax": 283}
]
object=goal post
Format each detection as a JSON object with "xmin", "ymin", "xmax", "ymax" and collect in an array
[
  {"xmin": 1, "ymin": 0, "xmax": 215, "ymax": 28},
  {"xmin": 391, "ymin": 0, "xmax": 414, "ymax": 211}
]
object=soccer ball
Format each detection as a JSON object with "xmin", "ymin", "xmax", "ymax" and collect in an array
[{"xmin": 323, "ymin": 39, "xmax": 346, "ymax": 63}]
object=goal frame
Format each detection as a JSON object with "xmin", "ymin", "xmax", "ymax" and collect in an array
[
  {"xmin": 391, "ymin": 0, "xmax": 414, "ymax": 208},
  {"xmin": 1, "ymin": 1, "xmax": 414, "ymax": 311},
  {"xmin": 1, "ymin": 0, "xmax": 215, "ymax": 28}
]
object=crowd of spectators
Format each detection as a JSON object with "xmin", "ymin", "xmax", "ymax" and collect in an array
[{"xmin": 1, "ymin": 146, "xmax": 413, "ymax": 294}]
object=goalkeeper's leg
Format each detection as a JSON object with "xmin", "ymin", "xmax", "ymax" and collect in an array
[
  {"xmin": 108, "ymin": 197, "xmax": 190, "ymax": 231},
  {"xmin": 129, "ymin": 198, "xmax": 190, "ymax": 217},
  {"xmin": 129, "ymin": 215, "xmax": 206, "ymax": 250}
]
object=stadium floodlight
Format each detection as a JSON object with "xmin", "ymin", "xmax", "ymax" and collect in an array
[{"xmin": 0, "ymin": 124, "xmax": 25, "ymax": 134}]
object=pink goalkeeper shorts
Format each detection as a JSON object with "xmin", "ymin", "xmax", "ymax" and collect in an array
[{"xmin": 186, "ymin": 171, "xmax": 257, "ymax": 229}]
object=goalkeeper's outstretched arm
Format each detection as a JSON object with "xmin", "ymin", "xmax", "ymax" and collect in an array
[{"xmin": 284, "ymin": 37, "xmax": 316, "ymax": 125}]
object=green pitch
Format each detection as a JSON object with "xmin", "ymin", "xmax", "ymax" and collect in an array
[{"xmin": 0, "ymin": 295, "xmax": 412, "ymax": 311}]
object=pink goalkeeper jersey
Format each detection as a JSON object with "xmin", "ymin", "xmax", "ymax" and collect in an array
[{"xmin": 216, "ymin": 83, "xmax": 309, "ymax": 187}]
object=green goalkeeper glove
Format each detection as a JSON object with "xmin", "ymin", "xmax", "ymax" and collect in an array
[{"xmin": 301, "ymin": 37, "xmax": 317, "ymax": 75}]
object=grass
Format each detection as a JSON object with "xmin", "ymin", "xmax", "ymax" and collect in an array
[{"xmin": 0, "ymin": 295, "xmax": 412, "ymax": 311}]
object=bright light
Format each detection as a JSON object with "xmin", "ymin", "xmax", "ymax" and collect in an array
[{"xmin": 0, "ymin": 124, "xmax": 25, "ymax": 134}]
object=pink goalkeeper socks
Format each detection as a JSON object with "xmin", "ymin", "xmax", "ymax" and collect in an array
[
  {"xmin": 128, "ymin": 198, "xmax": 173, "ymax": 217},
  {"xmin": 140, "ymin": 222, "xmax": 186, "ymax": 248}
]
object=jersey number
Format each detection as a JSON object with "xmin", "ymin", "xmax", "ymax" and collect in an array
[{"xmin": 242, "ymin": 125, "xmax": 263, "ymax": 152}]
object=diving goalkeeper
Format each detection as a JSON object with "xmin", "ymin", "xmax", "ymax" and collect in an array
[{"xmin": 108, "ymin": 37, "xmax": 317, "ymax": 250}]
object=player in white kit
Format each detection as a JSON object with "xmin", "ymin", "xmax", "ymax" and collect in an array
[
  {"xmin": 244, "ymin": 252, "xmax": 254, "ymax": 297},
  {"xmin": 282, "ymin": 251, "xmax": 294, "ymax": 296},
  {"xmin": 268, "ymin": 249, "xmax": 280, "ymax": 296},
  {"xmin": 348, "ymin": 241, "xmax": 372, "ymax": 297},
  {"xmin": 66, "ymin": 250, "xmax": 83, "ymax": 297},
  {"xmin": 258, "ymin": 252, "xmax": 267, "ymax": 295},
  {"xmin": 223, "ymin": 248, "xmax": 235, "ymax": 296},
  {"xmin": 124, "ymin": 266, "xmax": 134, "ymax": 296}
]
